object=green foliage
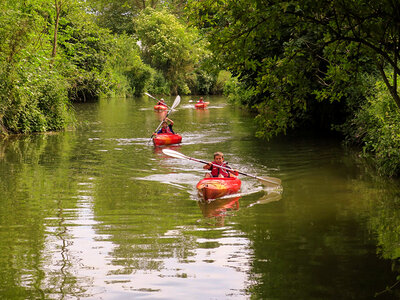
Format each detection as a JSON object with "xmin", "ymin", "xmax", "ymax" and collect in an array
[
  {"xmin": 146, "ymin": 71, "xmax": 171, "ymax": 95},
  {"xmin": 86, "ymin": 0, "xmax": 188, "ymax": 34},
  {"xmin": 56, "ymin": 8, "xmax": 115, "ymax": 102},
  {"xmin": 134, "ymin": 8, "xmax": 203, "ymax": 94},
  {"xmin": 85, "ymin": 0, "xmax": 138, "ymax": 34},
  {"xmin": 341, "ymin": 79, "xmax": 400, "ymax": 177},
  {"xmin": 212, "ymin": 70, "xmax": 231, "ymax": 95},
  {"xmin": 0, "ymin": 0, "xmax": 73, "ymax": 134},
  {"xmin": 187, "ymin": 0, "xmax": 400, "ymax": 139},
  {"xmin": 187, "ymin": 69, "xmax": 216, "ymax": 95},
  {"xmin": 106, "ymin": 34, "xmax": 154, "ymax": 96},
  {"xmin": 0, "ymin": 58, "xmax": 73, "ymax": 133}
]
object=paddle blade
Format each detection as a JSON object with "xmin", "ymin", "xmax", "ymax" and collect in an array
[
  {"xmin": 171, "ymin": 95, "xmax": 181, "ymax": 110},
  {"xmin": 162, "ymin": 149, "xmax": 187, "ymax": 159},
  {"xmin": 145, "ymin": 92, "xmax": 156, "ymax": 100},
  {"xmin": 258, "ymin": 176, "xmax": 282, "ymax": 187}
]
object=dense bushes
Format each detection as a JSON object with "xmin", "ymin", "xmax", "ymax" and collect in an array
[
  {"xmin": 341, "ymin": 79, "xmax": 400, "ymax": 176},
  {"xmin": 0, "ymin": 1, "xmax": 73, "ymax": 134},
  {"xmin": 0, "ymin": 61, "xmax": 73, "ymax": 134}
]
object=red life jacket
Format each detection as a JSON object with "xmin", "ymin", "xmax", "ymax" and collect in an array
[
  {"xmin": 210, "ymin": 161, "xmax": 231, "ymax": 178},
  {"xmin": 160, "ymin": 125, "xmax": 173, "ymax": 134}
]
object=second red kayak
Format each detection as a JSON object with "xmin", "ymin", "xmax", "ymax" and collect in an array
[
  {"xmin": 195, "ymin": 102, "xmax": 209, "ymax": 109},
  {"xmin": 154, "ymin": 104, "xmax": 168, "ymax": 111},
  {"xmin": 153, "ymin": 133, "xmax": 182, "ymax": 146},
  {"xmin": 196, "ymin": 177, "xmax": 241, "ymax": 200}
]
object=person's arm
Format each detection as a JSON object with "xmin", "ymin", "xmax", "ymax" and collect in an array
[
  {"xmin": 203, "ymin": 162, "xmax": 212, "ymax": 170},
  {"xmin": 225, "ymin": 163, "xmax": 239, "ymax": 176},
  {"xmin": 231, "ymin": 169, "xmax": 239, "ymax": 176}
]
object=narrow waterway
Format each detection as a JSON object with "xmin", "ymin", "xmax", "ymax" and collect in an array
[{"xmin": 0, "ymin": 95, "xmax": 399, "ymax": 299}]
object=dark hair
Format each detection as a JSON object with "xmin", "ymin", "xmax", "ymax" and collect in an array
[{"xmin": 214, "ymin": 152, "xmax": 224, "ymax": 158}]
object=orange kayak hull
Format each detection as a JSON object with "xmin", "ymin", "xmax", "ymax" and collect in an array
[
  {"xmin": 153, "ymin": 134, "xmax": 182, "ymax": 146},
  {"xmin": 154, "ymin": 105, "xmax": 168, "ymax": 111},
  {"xmin": 196, "ymin": 177, "xmax": 241, "ymax": 200},
  {"xmin": 195, "ymin": 102, "xmax": 209, "ymax": 109}
]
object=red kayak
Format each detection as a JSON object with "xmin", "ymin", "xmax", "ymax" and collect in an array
[
  {"xmin": 154, "ymin": 104, "xmax": 168, "ymax": 111},
  {"xmin": 195, "ymin": 102, "xmax": 209, "ymax": 109},
  {"xmin": 196, "ymin": 177, "xmax": 241, "ymax": 200},
  {"xmin": 153, "ymin": 133, "xmax": 182, "ymax": 146}
]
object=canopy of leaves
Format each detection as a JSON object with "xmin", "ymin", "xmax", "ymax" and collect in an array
[
  {"xmin": 187, "ymin": 0, "xmax": 400, "ymax": 138},
  {"xmin": 134, "ymin": 8, "xmax": 204, "ymax": 94}
]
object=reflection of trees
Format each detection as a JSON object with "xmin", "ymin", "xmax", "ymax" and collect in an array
[
  {"xmin": 0, "ymin": 133, "xmax": 84, "ymax": 298},
  {"xmin": 94, "ymin": 180, "xmax": 201, "ymax": 275},
  {"xmin": 233, "ymin": 173, "xmax": 400, "ymax": 298},
  {"xmin": 347, "ymin": 152, "xmax": 400, "ymax": 296},
  {"xmin": 366, "ymin": 187, "xmax": 400, "ymax": 297}
]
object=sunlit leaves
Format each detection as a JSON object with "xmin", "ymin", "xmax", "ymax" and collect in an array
[{"xmin": 135, "ymin": 8, "xmax": 203, "ymax": 94}]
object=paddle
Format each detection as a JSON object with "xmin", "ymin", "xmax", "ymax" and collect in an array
[
  {"xmin": 162, "ymin": 149, "xmax": 282, "ymax": 186},
  {"xmin": 145, "ymin": 92, "xmax": 171, "ymax": 109},
  {"xmin": 149, "ymin": 95, "xmax": 181, "ymax": 142}
]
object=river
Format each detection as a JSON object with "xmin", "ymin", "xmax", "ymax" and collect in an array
[{"xmin": 0, "ymin": 95, "xmax": 399, "ymax": 299}]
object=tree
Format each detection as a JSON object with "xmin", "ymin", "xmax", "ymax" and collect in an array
[
  {"xmin": 187, "ymin": 0, "xmax": 400, "ymax": 137},
  {"xmin": 135, "ymin": 8, "xmax": 202, "ymax": 94},
  {"xmin": 85, "ymin": 0, "xmax": 162, "ymax": 34}
]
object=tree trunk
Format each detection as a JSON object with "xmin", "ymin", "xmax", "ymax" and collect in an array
[
  {"xmin": 0, "ymin": 116, "xmax": 8, "ymax": 135},
  {"xmin": 52, "ymin": 0, "xmax": 61, "ymax": 57},
  {"xmin": 377, "ymin": 61, "xmax": 400, "ymax": 110}
]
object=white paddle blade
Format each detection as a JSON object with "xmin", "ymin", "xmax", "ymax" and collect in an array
[
  {"xmin": 171, "ymin": 95, "xmax": 181, "ymax": 110},
  {"xmin": 162, "ymin": 149, "xmax": 187, "ymax": 159},
  {"xmin": 145, "ymin": 92, "xmax": 156, "ymax": 100}
]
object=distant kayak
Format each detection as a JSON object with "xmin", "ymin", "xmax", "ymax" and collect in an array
[
  {"xmin": 195, "ymin": 102, "xmax": 209, "ymax": 109},
  {"xmin": 196, "ymin": 177, "xmax": 241, "ymax": 201},
  {"xmin": 154, "ymin": 104, "xmax": 168, "ymax": 111},
  {"xmin": 153, "ymin": 133, "xmax": 182, "ymax": 146}
]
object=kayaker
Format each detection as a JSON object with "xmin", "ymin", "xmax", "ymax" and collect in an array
[
  {"xmin": 203, "ymin": 152, "xmax": 239, "ymax": 178},
  {"xmin": 157, "ymin": 98, "xmax": 167, "ymax": 107},
  {"xmin": 197, "ymin": 97, "xmax": 204, "ymax": 103},
  {"xmin": 154, "ymin": 117, "xmax": 175, "ymax": 134}
]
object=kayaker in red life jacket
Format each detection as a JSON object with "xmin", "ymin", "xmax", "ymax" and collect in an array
[
  {"xmin": 154, "ymin": 117, "xmax": 175, "ymax": 134},
  {"xmin": 157, "ymin": 98, "xmax": 167, "ymax": 107},
  {"xmin": 203, "ymin": 152, "xmax": 239, "ymax": 178},
  {"xmin": 197, "ymin": 97, "xmax": 204, "ymax": 103}
]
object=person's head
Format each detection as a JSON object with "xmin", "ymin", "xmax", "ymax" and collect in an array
[
  {"xmin": 161, "ymin": 98, "xmax": 165, "ymax": 102},
  {"xmin": 200, "ymin": 97, "xmax": 203, "ymax": 100},
  {"xmin": 213, "ymin": 152, "xmax": 224, "ymax": 164},
  {"xmin": 162, "ymin": 121, "xmax": 168, "ymax": 128}
]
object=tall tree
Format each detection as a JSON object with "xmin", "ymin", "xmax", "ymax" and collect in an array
[
  {"xmin": 187, "ymin": 0, "xmax": 400, "ymax": 137},
  {"xmin": 135, "ymin": 8, "xmax": 201, "ymax": 94}
]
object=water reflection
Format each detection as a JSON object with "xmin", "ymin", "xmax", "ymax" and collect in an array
[
  {"xmin": 153, "ymin": 144, "xmax": 182, "ymax": 155},
  {"xmin": 198, "ymin": 196, "xmax": 241, "ymax": 226},
  {"xmin": 247, "ymin": 191, "xmax": 282, "ymax": 208},
  {"xmin": 198, "ymin": 191, "xmax": 282, "ymax": 227},
  {"xmin": 154, "ymin": 110, "xmax": 167, "ymax": 121}
]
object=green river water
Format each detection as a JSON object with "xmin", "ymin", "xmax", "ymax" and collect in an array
[{"xmin": 0, "ymin": 96, "xmax": 400, "ymax": 299}]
